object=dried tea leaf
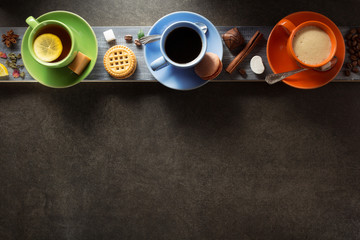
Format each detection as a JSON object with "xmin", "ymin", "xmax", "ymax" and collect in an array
[
  {"xmin": 9, "ymin": 62, "xmax": 17, "ymax": 69},
  {"xmin": 20, "ymin": 72, "xmax": 25, "ymax": 79},
  {"xmin": 17, "ymin": 53, "xmax": 21, "ymax": 59}
]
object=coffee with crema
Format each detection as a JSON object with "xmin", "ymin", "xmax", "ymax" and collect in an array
[{"xmin": 293, "ymin": 26, "xmax": 331, "ymax": 65}]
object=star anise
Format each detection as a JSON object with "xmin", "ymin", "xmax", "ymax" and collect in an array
[{"xmin": 2, "ymin": 30, "xmax": 19, "ymax": 48}]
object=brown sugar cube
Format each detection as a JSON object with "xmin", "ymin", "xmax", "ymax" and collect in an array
[{"xmin": 68, "ymin": 52, "xmax": 91, "ymax": 75}]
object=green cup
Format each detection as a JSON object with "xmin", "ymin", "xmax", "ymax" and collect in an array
[{"xmin": 26, "ymin": 16, "xmax": 79, "ymax": 68}]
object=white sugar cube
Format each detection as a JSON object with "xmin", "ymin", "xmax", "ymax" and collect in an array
[{"xmin": 103, "ymin": 29, "xmax": 116, "ymax": 42}]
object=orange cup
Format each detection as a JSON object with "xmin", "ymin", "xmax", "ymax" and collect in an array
[{"xmin": 278, "ymin": 19, "xmax": 337, "ymax": 69}]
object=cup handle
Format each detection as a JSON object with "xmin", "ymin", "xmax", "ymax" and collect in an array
[
  {"xmin": 150, "ymin": 56, "xmax": 168, "ymax": 71},
  {"xmin": 26, "ymin": 16, "xmax": 39, "ymax": 29},
  {"xmin": 278, "ymin": 19, "xmax": 296, "ymax": 35}
]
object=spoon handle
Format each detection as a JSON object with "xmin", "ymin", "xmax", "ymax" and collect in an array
[
  {"xmin": 139, "ymin": 35, "xmax": 161, "ymax": 45},
  {"xmin": 265, "ymin": 68, "xmax": 308, "ymax": 85}
]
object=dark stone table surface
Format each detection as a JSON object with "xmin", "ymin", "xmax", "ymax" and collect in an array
[{"xmin": 1, "ymin": 1, "xmax": 360, "ymax": 239}]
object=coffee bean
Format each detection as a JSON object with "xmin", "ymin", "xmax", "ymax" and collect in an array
[
  {"xmin": 134, "ymin": 39, "xmax": 142, "ymax": 46},
  {"xmin": 346, "ymin": 33, "xmax": 353, "ymax": 40},
  {"xmin": 124, "ymin": 35, "xmax": 133, "ymax": 42},
  {"xmin": 345, "ymin": 28, "xmax": 360, "ymax": 75}
]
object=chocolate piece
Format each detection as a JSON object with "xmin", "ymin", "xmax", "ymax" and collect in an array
[
  {"xmin": 345, "ymin": 69, "xmax": 351, "ymax": 76},
  {"xmin": 222, "ymin": 27, "xmax": 244, "ymax": 51}
]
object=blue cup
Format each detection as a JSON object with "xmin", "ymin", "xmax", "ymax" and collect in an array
[{"xmin": 150, "ymin": 21, "xmax": 207, "ymax": 71}]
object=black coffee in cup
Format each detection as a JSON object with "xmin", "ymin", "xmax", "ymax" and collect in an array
[{"xmin": 165, "ymin": 27, "xmax": 202, "ymax": 64}]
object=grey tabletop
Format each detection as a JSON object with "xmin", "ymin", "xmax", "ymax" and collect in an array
[{"xmin": 1, "ymin": 1, "xmax": 360, "ymax": 240}]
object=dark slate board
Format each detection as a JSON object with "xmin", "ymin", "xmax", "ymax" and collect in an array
[{"xmin": 0, "ymin": 26, "xmax": 354, "ymax": 83}]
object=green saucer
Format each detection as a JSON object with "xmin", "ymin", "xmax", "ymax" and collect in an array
[{"xmin": 21, "ymin": 11, "xmax": 98, "ymax": 88}]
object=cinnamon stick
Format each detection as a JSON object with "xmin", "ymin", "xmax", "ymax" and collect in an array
[{"xmin": 226, "ymin": 31, "xmax": 263, "ymax": 74}]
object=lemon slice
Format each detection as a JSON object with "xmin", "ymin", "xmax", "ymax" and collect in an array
[
  {"xmin": 33, "ymin": 33, "xmax": 63, "ymax": 62},
  {"xmin": 0, "ymin": 63, "xmax": 9, "ymax": 79}
]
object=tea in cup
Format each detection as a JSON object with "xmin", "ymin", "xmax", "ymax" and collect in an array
[
  {"xmin": 26, "ymin": 16, "xmax": 90, "ymax": 74},
  {"xmin": 278, "ymin": 19, "xmax": 337, "ymax": 69}
]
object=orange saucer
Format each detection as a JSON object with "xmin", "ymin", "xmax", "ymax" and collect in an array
[{"xmin": 267, "ymin": 11, "xmax": 345, "ymax": 89}]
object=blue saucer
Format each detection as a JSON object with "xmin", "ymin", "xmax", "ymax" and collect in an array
[{"xmin": 144, "ymin": 11, "xmax": 223, "ymax": 90}]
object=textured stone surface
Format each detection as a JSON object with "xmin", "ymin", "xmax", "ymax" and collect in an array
[
  {"xmin": 1, "ymin": 1, "xmax": 360, "ymax": 240},
  {"xmin": 0, "ymin": 0, "xmax": 359, "ymax": 26}
]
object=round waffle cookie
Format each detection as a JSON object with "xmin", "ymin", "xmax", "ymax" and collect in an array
[{"xmin": 103, "ymin": 45, "xmax": 137, "ymax": 79}]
